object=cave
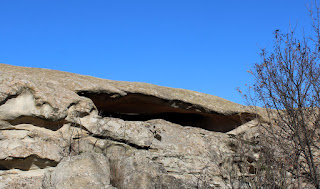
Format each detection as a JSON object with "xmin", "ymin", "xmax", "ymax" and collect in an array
[{"xmin": 77, "ymin": 92, "xmax": 254, "ymax": 133}]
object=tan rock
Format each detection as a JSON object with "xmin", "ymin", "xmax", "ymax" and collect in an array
[
  {"xmin": 42, "ymin": 152, "xmax": 114, "ymax": 189},
  {"xmin": 0, "ymin": 64, "xmax": 263, "ymax": 188},
  {"xmin": 0, "ymin": 169, "xmax": 49, "ymax": 189}
]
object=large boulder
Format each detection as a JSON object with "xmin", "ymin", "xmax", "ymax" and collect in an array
[
  {"xmin": 42, "ymin": 152, "xmax": 115, "ymax": 189},
  {"xmin": 0, "ymin": 64, "xmax": 260, "ymax": 188}
]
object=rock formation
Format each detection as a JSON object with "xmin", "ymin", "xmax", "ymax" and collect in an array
[{"xmin": 0, "ymin": 64, "xmax": 260, "ymax": 188}]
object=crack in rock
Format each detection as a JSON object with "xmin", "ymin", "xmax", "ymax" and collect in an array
[
  {"xmin": 92, "ymin": 133, "xmax": 151, "ymax": 150},
  {"xmin": 0, "ymin": 155, "xmax": 58, "ymax": 171},
  {"xmin": 6, "ymin": 116, "xmax": 67, "ymax": 131}
]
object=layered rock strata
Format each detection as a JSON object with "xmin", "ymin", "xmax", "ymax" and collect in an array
[{"xmin": 0, "ymin": 64, "xmax": 260, "ymax": 188}]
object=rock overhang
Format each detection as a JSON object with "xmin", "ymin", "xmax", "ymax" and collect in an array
[
  {"xmin": 0, "ymin": 63, "xmax": 258, "ymax": 133},
  {"xmin": 0, "ymin": 64, "xmax": 264, "ymax": 188},
  {"xmin": 77, "ymin": 91, "xmax": 256, "ymax": 132}
]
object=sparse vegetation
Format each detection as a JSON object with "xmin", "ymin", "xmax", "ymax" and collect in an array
[{"xmin": 237, "ymin": 1, "xmax": 320, "ymax": 188}]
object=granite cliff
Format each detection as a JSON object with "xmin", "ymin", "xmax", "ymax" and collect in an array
[{"xmin": 0, "ymin": 64, "xmax": 261, "ymax": 188}]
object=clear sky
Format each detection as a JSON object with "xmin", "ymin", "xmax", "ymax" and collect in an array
[{"xmin": 0, "ymin": 0, "xmax": 312, "ymax": 105}]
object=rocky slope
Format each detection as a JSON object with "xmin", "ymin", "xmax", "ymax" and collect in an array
[{"xmin": 0, "ymin": 64, "xmax": 261, "ymax": 188}]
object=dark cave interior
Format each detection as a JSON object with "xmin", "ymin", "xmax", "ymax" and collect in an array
[{"xmin": 77, "ymin": 92, "xmax": 254, "ymax": 133}]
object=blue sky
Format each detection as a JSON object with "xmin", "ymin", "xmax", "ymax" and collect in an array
[{"xmin": 0, "ymin": 0, "xmax": 312, "ymax": 105}]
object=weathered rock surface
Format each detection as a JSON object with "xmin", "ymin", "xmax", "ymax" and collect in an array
[
  {"xmin": 43, "ymin": 152, "xmax": 114, "ymax": 189},
  {"xmin": 0, "ymin": 64, "xmax": 261, "ymax": 188}
]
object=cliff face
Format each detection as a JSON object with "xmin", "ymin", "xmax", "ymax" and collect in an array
[{"xmin": 0, "ymin": 64, "xmax": 259, "ymax": 188}]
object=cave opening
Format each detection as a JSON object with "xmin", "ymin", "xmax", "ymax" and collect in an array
[{"xmin": 77, "ymin": 92, "xmax": 254, "ymax": 133}]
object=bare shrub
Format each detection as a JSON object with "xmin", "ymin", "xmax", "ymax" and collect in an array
[{"xmin": 237, "ymin": 1, "xmax": 320, "ymax": 188}]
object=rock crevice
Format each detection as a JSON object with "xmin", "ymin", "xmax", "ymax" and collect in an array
[
  {"xmin": 78, "ymin": 91, "xmax": 255, "ymax": 132},
  {"xmin": 6, "ymin": 116, "xmax": 67, "ymax": 131},
  {"xmin": 0, "ymin": 155, "xmax": 58, "ymax": 171}
]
